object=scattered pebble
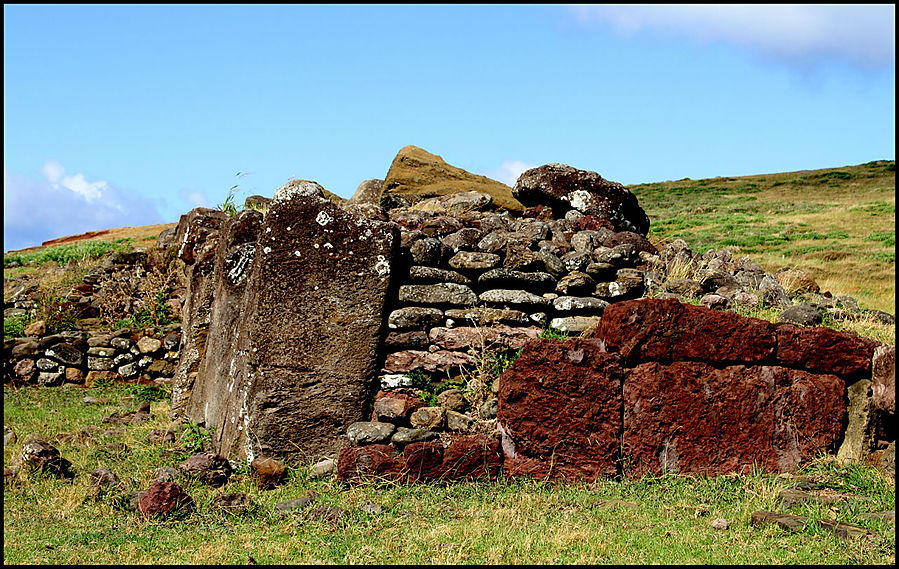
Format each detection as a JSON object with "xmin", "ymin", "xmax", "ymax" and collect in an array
[{"xmin": 711, "ymin": 518, "xmax": 728, "ymax": 530}]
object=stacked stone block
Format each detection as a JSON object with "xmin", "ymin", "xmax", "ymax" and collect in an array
[
  {"xmin": 378, "ymin": 195, "xmax": 657, "ymax": 391},
  {"xmin": 5, "ymin": 326, "xmax": 181, "ymax": 386}
]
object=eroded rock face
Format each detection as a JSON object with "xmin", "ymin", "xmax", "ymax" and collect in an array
[
  {"xmin": 592, "ymin": 298, "xmax": 777, "ymax": 366},
  {"xmin": 775, "ymin": 324, "xmax": 878, "ymax": 379},
  {"xmin": 622, "ymin": 361, "xmax": 845, "ymax": 477},
  {"xmin": 171, "ymin": 181, "xmax": 398, "ymax": 465},
  {"xmin": 497, "ymin": 339, "xmax": 624, "ymax": 481},
  {"xmin": 512, "ymin": 164, "xmax": 650, "ymax": 236},
  {"xmin": 382, "ymin": 145, "xmax": 523, "ymax": 212},
  {"xmin": 870, "ymin": 345, "xmax": 894, "ymax": 415},
  {"xmin": 497, "ymin": 298, "xmax": 873, "ymax": 481}
]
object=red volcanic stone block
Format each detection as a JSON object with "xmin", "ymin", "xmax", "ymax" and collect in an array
[
  {"xmin": 403, "ymin": 441, "xmax": 445, "ymax": 482},
  {"xmin": 775, "ymin": 323, "xmax": 879, "ymax": 378},
  {"xmin": 622, "ymin": 361, "xmax": 845, "ymax": 478},
  {"xmin": 371, "ymin": 391, "xmax": 424, "ymax": 423},
  {"xmin": 574, "ymin": 215, "xmax": 615, "ymax": 232},
  {"xmin": 592, "ymin": 298, "xmax": 777, "ymax": 366},
  {"xmin": 497, "ymin": 338, "xmax": 624, "ymax": 481},
  {"xmin": 138, "ymin": 481, "xmax": 194, "ymax": 518},
  {"xmin": 336, "ymin": 444, "xmax": 405, "ymax": 482},
  {"xmin": 440, "ymin": 434, "xmax": 504, "ymax": 480}
]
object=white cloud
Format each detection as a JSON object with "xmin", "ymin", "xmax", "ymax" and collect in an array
[
  {"xmin": 40, "ymin": 159, "xmax": 65, "ymax": 184},
  {"xmin": 179, "ymin": 188, "xmax": 211, "ymax": 208},
  {"xmin": 482, "ymin": 160, "xmax": 537, "ymax": 187},
  {"xmin": 40, "ymin": 159, "xmax": 108, "ymax": 202},
  {"xmin": 566, "ymin": 4, "xmax": 895, "ymax": 69},
  {"xmin": 4, "ymin": 162, "xmax": 164, "ymax": 252}
]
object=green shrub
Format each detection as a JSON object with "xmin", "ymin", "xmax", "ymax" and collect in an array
[
  {"xmin": 539, "ymin": 327, "xmax": 571, "ymax": 340},
  {"xmin": 113, "ymin": 290, "xmax": 176, "ymax": 331},
  {"xmin": 864, "ymin": 232, "xmax": 896, "ymax": 246},
  {"xmin": 129, "ymin": 384, "xmax": 171, "ymax": 403},
  {"xmin": 3, "ymin": 313, "xmax": 30, "ymax": 338},
  {"xmin": 4, "ymin": 239, "xmax": 132, "ymax": 268},
  {"xmin": 44, "ymin": 301, "xmax": 81, "ymax": 334}
]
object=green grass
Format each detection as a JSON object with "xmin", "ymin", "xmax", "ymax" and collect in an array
[
  {"xmin": 2, "ymin": 383, "xmax": 894, "ymax": 564},
  {"xmin": 3, "ymin": 239, "xmax": 133, "ymax": 268},
  {"xmin": 629, "ymin": 160, "xmax": 895, "ymax": 313},
  {"xmin": 4, "ymin": 312, "xmax": 30, "ymax": 338}
]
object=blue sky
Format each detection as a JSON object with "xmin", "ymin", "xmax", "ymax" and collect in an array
[{"xmin": 3, "ymin": 4, "xmax": 895, "ymax": 251}]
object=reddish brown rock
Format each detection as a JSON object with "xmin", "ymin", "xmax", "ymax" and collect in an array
[
  {"xmin": 593, "ymin": 298, "xmax": 777, "ymax": 366},
  {"xmin": 440, "ymin": 434, "xmax": 504, "ymax": 480},
  {"xmin": 622, "ymin": 361, "xmax": 845, "ymax": 477},
  {"xmin": 383, "ymin": 350, "xmax": 476, "ymax": 373},
  {"xmin": 574, "ymin": 215, "xmax": 615, "ymax": 232},
  {"xmin": 336, "ymin": 444, "xmax": 405, "ymax": 482},
  {"xmin": 138, "ymin": 481, "xmax": 194, "ymax": 518},
  {"xmin": 179, "ymin": 452, "xmax": 232, "ymax": 487},
  {"xmin": 497, "ymin": 339, "xmax": 624, "ymax": 481},
  {"xmin": 403, "ymin": 441, "xmax": 444, "ymax": 481},
  {"xmin": 251, "ymin": 457, "xmax": 287, "ymax": 489},
  {"xmin": 775, "ymin": 323, "xmax": 878, "ymax": 378},
  {"xmin": 602, "ymin": 231, "xmax": 658, "ymax": 255},
  {"xmin": 372, "ymin": 392, "xmax": 424, "ymax": 423}
]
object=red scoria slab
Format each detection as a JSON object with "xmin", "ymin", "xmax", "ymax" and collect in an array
[
  {"xmin": 497, "ymin": 338, "xmax": 624, "ymax": 481},
  {"xmin": 592, "ymin": 298, "xmax": 778, "ymax": 366},
  {"xmin": 621, "ymin": 361, "xmax": 845, "ymax": 477}
]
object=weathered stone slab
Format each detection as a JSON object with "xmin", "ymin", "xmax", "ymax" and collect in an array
[
  {"xmin": 336, "ymin": 444, "xmax": 405, "ymax": 482},
  {"xmin": 447, "ymin": 251, "xmax": 501, "ymax": 271},
  {"xmin": 871, "ymin": 344, "xmax": 895, "ymax": 415},
  {"xmin": 478, "ymin": 269, "xmax": 556, "ymax": 291},
  {"xmin": 387, "ymin": 307, "xmax": 444, "ymax": 329},
  {"xmin": 478, "ymin": 289, "xmax": 551, "ymax": 307},
  {"xmin": 548, "ymin": 316, "xmax": 601, "ymax": 334},
  {"xmin": 444, "ymin": 307, "xmax": 529, "ymax": 326},
  {"xmin": 497, "ymin": 339, "xmax": 624, "ymax": 481},
  {"xmin": 428, "ymin": 326, "xmax": 541, "ymax": 351},
  {"xmin": 817, "ymin": 519, "xmax": 871, "ymax": 540},
  {"xmin": 622, "ymin": 361, "xmax": 845, "ymax": 477},
  {"xmin": 172, "ymin": 182, "xmax": 397, "ymax": 465},
  {"xmin": 398, "ymin": 283, "xmax": 478, "ymax": 306},
  {"xmin": 551, "ymin": 296, "xmax": 610, "ymax": 313},
  {"xmin": 383, "ymin": 350, "xmax": 475, "ymax": 373},
  {"xmin": 775, "ymin": 323, "xmax": 878, "ymax": 378},
  {"xmin": 750, "ymin": 511, "xmax": 807, "ymax": 532},
  {"xmin": 836, "ymin": 380, "xmax": 875, "ymax": 463},
  {"xmin": 408, "ymin": 266, "xmax": 472, "ymax": 286},
  {"xmin": 440, "ymin": 434, "xmax": 503, "ymax": 480},
  {"xmin": 592, "ymin": 298, "xmax": 777, "ymax": 366}
]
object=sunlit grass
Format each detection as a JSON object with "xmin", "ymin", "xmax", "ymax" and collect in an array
[{"xmin": 3, "ymin": 383, "xmax": 895, "ymax": 564}]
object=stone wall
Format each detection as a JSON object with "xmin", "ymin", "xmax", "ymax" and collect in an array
[
  {"xmin": 498, "ymin": 298, "xmax": 880, "ymax": 481},
  {"xmin": 4, "ymin": 153, "xmax": 894, "ymax": 483},
  {"xmin": 5, "ymin": 326, "xmax": 180, "ymax": 387}
]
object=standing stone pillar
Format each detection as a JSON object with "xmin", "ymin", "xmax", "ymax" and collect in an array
[{"xmin": 171, "ymin": 181, "xmax": 397, "ymax": 464}]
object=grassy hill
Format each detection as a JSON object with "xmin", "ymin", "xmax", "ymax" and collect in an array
[{"xmin": 629, "ymin": 159, "xmax": 895, "ymax": 314}]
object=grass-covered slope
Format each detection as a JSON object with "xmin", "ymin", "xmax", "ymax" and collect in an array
[{"xmin": 629, "ymin": 160, "xmax": 895, "ymax": 313}]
